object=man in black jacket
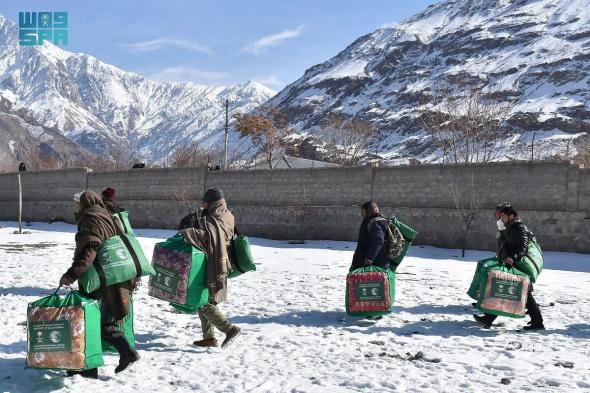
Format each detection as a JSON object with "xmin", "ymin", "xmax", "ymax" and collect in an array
[
  {"xmin": 495, "ymin": 202, "xmax": 511, "ymax": 253},
  {"xmin": 351, "ymin": 201, "xmax": 390, "ymax": 270},
  {"xmin": 472, "ymin": 201, "xmax": 512, "ymax": 309},
  {"xmin": 474, "ymin": 206, "xmax": 544, "ymax": 330}
]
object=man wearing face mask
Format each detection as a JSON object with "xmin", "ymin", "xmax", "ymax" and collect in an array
[
  {"xmin": 471, "ymin": 202, "xmax": 512, "ymax": 308},
  {"xmin": 495, "ymin": 202, "xmax": 511, "ymax": 253},
  {"xmin": 474, "ymin": 206, "xmax": 545, "ymax": 330}
]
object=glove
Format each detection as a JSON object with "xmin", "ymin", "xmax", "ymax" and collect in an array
[
  {"xmin": 504, "ymin": 258, "xmax": 515, "ymax": 268},
  {"xmin": 363, "ymin": 259, "xmax": 373, "ymax": 267},
  {"xmin": 59, "ymin": 274, "xmax": 74, "ymax": 287}
]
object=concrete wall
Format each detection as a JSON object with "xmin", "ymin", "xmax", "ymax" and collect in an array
[
  {"xmin": 204, "ymin": 166, "xmax": 372, "ymax": 206},
  {"xmin": 579, "ymin": 168, "xmax": 590, "ymax": 212},
  {"xmin": 1, "ymin": 161, "xmax": 588, "ymax": 253},
  {"xmin": 0, "ymin": 168, "xmax": 89, "ymax": 222},
  {"xmin": 372, "ymin": 161, "xmax": 571, "ymax": 210},
  {"xmin": 87, "ymin": 168, "xmax": 206, "ymax": 201}
]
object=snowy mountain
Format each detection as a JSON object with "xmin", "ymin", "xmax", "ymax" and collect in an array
[
  {"xmin": 0, "ymin": 15, "xmax": 275, "ymax": 163},
  {"xmin": 0, "ymin": 96, "xmax": 95, "ymax": 172},
  {"xmin": 269, "ymin": 0, "xmax": 590, "ymax": 161}
]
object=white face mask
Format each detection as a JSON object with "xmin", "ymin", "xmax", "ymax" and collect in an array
[{"xmin": 496, "ymin": 219, "xmax": 506, "ymax": 231}]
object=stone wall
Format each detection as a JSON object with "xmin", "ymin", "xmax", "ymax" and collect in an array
[{"xmin": 0, "ymin": 161, "xmax": 588, "ymax": 253}]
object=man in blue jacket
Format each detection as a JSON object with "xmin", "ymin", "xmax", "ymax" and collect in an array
[{"xmin": 351, "ymin": 201, "xmax": 390, "ymax": 270}]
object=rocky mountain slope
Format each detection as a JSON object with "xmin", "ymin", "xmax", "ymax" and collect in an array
[
  {"xmin": 0, "ymin": 15, "xmax": 274, "ymax": 163},
  {"xmin": 269, "ymin": 0, "xmax": 590, "ymax": 161},
  {"xmin": 0, "ymin": 96, "xmax": 94, "ymax": 172},
  {"xmin": 2, "ymin": 0, "xmax": 589, "ymax": 167}
]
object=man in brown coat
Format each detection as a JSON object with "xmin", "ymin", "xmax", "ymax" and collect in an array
[
  {"xmin": 59, "ymin": 190, "xmax": 139, "ymax": 378},
  {"xmin": 181, "ymin": 188, "xmax": 242, "ymax": 349}
]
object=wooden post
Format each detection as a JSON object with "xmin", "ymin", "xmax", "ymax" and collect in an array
[
  {"xmin": 224, "ymin": 99, "xmax": 229, "ymax": 170},
  {"xmin": 17, "ymin": 173, "xmax": 22, "ymax": 234}
]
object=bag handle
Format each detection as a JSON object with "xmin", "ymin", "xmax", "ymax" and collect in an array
[
  {"xmin": 524, "ymin": 234, "xmax": 542, "ymax": 276},
  {"xmin": 52, "ymin": 285, "xmax": 74, "ymax": 296},
  {"xmin": 229, "ymin": 226, "xmax": 246, "ymax": 274},
  {"xmin": 113, "ymin": 222, "xmax": 143, "ymax": 279}
]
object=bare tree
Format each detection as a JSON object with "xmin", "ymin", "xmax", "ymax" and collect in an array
[
  {"xmin": 171, "ymin": 171, "xmax": 197, "ymax": 215},
  {"xmin": 224, "ymin": 137, "xmax": 256, "ymax": 170},
  {"xmin": 118, "ymin": 148, "xmax": 146, "ymax": 169},
  {"xmin": 77, "ymin": 155, "xmax": 116, "ymax": 173},
  {"xmin": 70, "ymin": 145, "xmax": 146, "ymax": 172},
  {"xmin": 288, "ymin": 185, "xmax": 312, "ymax": 244},
  {"xmin": 319, "ymin": 114, "xmax": 378, "ymax": 166},
  {"xmin": 233, "ymin": 106, "xmax": 290, "ymax": 169},
  {"xmin": 169, "ymin": 142, "xmax": 215, "ymax": 168},
  {"xmin": 421, "ymin": 78, "xmax": 513, "ymax": 163},
  {"xmin": 448, "ymin": 171, "xmax": 492, "ymax": 257},
  {"xmin": 20, "ymin": 148, "xmax": 48, "ymax": 171}
]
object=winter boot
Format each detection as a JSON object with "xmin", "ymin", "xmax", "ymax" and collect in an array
[
  {"xmin": 522, "ymin": 322, "xmax": 545, "ymax": 331},
  {"xmin": 193, "ymin": 338, "xmax": 219, "ymax": 347},
  {"xmin": 66, "ymin": 368, "xmax": 98, "ymax": 379},
  {"xmin": 115, "ymin": 349, "xmax": 140, "ymax": 373},
  {"xmin": 473, "ymin": 314, "xmax": 493, "ymax": 329},
  {"xmin": 221, "ymin": 326, "xmax": 242, "ymax": 349},
  {"xmin": 102, "ymin": 326, "xmax": 138, "ymax": 373}
]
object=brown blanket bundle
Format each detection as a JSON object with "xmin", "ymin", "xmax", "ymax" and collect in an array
[
  {"xmin": 27, "ymin": 306, "xmax": 86, "ymax": 369},
  {"xmin": 480, "ymin": 270, "xmax": 529, "ymax": 317}
]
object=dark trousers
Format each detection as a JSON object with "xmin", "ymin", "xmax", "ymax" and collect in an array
[
  {"xmin": 101, "ymin": 323, "xmax": 133, "ymax": 355},
  {"xmin": 482, "ymin": 287, "xmax": 543, "ymax": 325},
  {"xmin": 350, "ymin": 253, "xmax": 390, "ymax": 271},
  {"xmin": 79, "ymin": 324, "xmax": 132, "ymax": 374},
  {"xmin": 89, "ymin": 297, "xmax": 133, "ymax": 371}
]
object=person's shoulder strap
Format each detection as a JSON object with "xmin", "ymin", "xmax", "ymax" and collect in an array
[
  {"xmin": 113, "ymin": 222, "xmax": 142, "ymax": 279},
  {"xmin": 367, "ymin": 216, "xmax": 386, "ymax": 233}
]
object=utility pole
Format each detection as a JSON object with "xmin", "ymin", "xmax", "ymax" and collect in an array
[
  {"xmin": 17, "ymin": 173, "xmax": 22, "ymax": 234},
  {"xmin": 224, "ymin": 99, "xmax": 229, "ymax": 170}
]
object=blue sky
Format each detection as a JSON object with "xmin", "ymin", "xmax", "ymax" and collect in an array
[{"xmin": 4, "ymin": 1, "xmax": 440, "ymax": 91}]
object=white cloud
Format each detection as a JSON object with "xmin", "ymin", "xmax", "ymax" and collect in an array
[
  {"xmin": 253, "ymin": 74, "xmax": 285, "ymax": 89},
  {"xmin": 121, "ymin": 38, "xmax": 213, "ymax": 56},
  {"xmin": 242, "ymin": 26, "xmax": 304, "ymax": 54},
  {"xmin": 149, "ymin": 66, "xmax": 228, "ymax": 83}
]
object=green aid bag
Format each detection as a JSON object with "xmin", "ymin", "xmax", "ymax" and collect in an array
[
  {"xmin": 475, "ymin": 265, "xmax": 530, "ymax": 318},
  {"xmin": 79, "ymin": 234, "xmax": 155, "ymax": 293},
  {"xmin": 229, "ymin": 229, "xmax": 256, "ymax": 279},
  {"xmin": 113, "ymin": 211, "xmax": 135, "ymax": 236},
  {"xmin": 467, "ymin": 257, "xmax": 501, "ymax": 300},
  {"xmin": 346, "ymin": 266, "xmax": 396, "ymax": 318},
  {"xmin": 102, "ymin": 298, "xmax": 135, "ymax": 352},
  {"xmin": 389, "ymin": 216, "xmax": 418, "ymax": 270},
  {"xmin": 26, "ymin": 288, "xmax": 103, "ymax": 371},
  {"xmin": 148, "ymin": 234, "xmax": 208, "ymax": 313},
  {"xmin": 515, "ymin": 238, "xmax": 544, "ymax": 283}
]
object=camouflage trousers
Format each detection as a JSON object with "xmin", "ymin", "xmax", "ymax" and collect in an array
[{"xmin": 198, "ymin": 303, "xmax": 233, "ymax": 339}]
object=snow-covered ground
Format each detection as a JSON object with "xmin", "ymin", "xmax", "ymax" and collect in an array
[{"xmin": 0, "ymin": 221, "xmax": 589, "ymax": 393}]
